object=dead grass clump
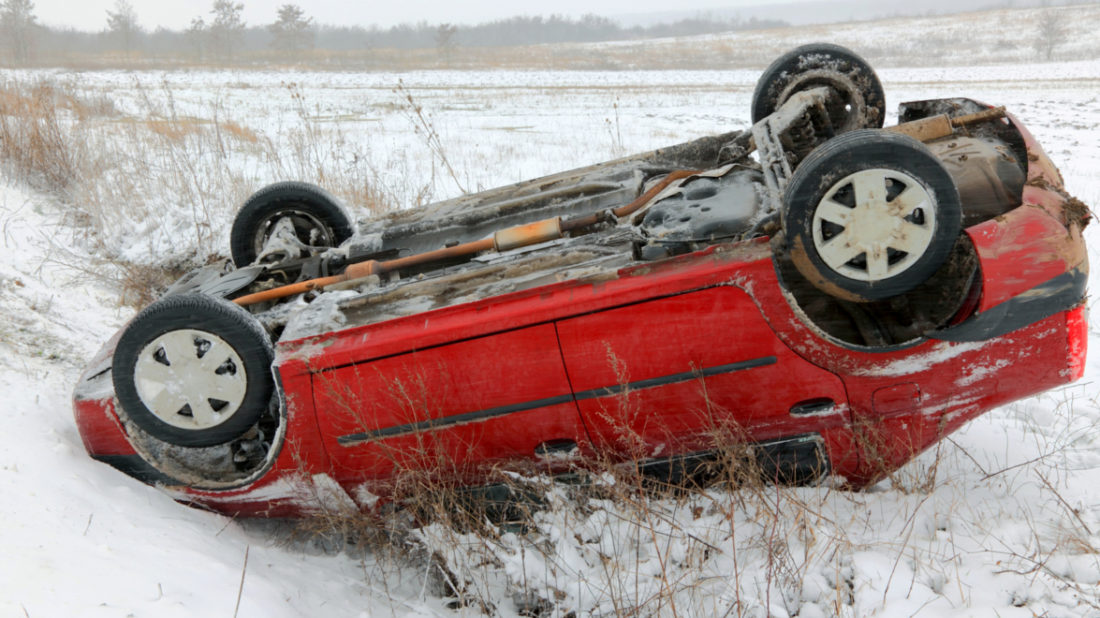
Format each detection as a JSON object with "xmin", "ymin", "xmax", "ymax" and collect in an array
[
  {"xmin": 114, "ymin": 260, "xmax": 193, "ymax": 308},
  {"xmin": 219, "ymin": 120, "xmax": 261, "ymax": 144},
  {"xmin": 142, "ymin": 117, "xmax": 205, "ymax": 142},
  {"xmin": 0, "ymin": 74, "xmax": 411, "ymax": 282},
  {"xmin": 283, "ymin": 357, "xmax": 862, "ymax": 613},
  {"xmin": 283, "ymin": 391, "xmax": 847, "ymax": 615},
  {"xmin": 283, "ymin": 359, "xmax": 1099, "ymax": 614},
  {"xmin": 394, "ymin": 80, "xmax": 467, "ymax": 195},
  {"xmin": 59, "ymin": 90, "xmax": 117, "ymax": 121},
  {"xmin": 0, "ymin": 80, "xmax": 86, "ymax": 195},
  {"xmin": 403, "ymin": 459, "xmax": 823, "ymax": 614},
  {"xmin": 238, "ymin": 82, "xmax": 402, "ymax": 217}
]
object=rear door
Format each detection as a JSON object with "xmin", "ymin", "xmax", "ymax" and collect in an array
[
  {"xmin": 312, "ymin": 324, "xmax": 588, "ymax": 488},
  {"xmin": 555, "ymin": 286, "xmax": 849, "ymax": 460}
]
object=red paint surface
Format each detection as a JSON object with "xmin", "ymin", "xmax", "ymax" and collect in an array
[
  {"xmin": 72, "ymin": 395, "xmax": 135, "ymax": 457},
  {"xmin": 311, "ymin": 324, "xmax": 589, "ymax": 490},
  {"xmin": 966, "ymin": 205, "xmax": 1084, "ymax": 312},
  {"xmin": 556, "ymin": 286, "xmax": 850, "ymax": 459}
]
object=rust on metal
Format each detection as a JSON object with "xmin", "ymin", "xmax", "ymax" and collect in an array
[
  {"xmin": 950, "ymin": 106, "xmax": 1007, "ymax": 127},
  {"xmin": 886, "ymin": 114, "xmax": 953, "ymax": 142},
  {"xmin": 236, "ymin": 169, "xmax": 706, "ymax": 307},
  {"xmin": 234, "ymin": 101, "xmax": 1002, "ymax": 309},
  {"xmin": 612, "ymin": 169, "xmax": 701, "ymax": 218},
  {"xmin": 493, "ymin": 217, "xmax": 563, "ymax": 252},
  {"xmin": 887, "ymin": 106, "xmax": 1007, "ymax": 142},
  {"xmin": 378, "ymin": 238, "xmax": 494, "ymax": 275}
]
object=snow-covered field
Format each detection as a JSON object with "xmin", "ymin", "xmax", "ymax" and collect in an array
[
  {"xmin": 581, "ymin": 3, "xmax": 1100, "ymax": 69},
  {"xmin": 2, "ymin": 58, "xmax": 1100, "ymax": 616}
]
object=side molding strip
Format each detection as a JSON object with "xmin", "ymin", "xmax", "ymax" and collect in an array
[{"xmin": 337, "ymin": 356, "xmax": 778, "ymax": 445}]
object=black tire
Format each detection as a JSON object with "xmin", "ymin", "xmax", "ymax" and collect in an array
[
  {"xmin": 230, "ymin": 181, "xmax": 355, "ymax": 267},
  {"xmin": 752, "ymin": 43, "xmax": 885, "ymax": 133},
  {"xmin": 112, "ymin": 294, "xmax": 275, "ymax": 447},
  {"xmin": 781, "ymin": 130, "xmax": 962, "ymax": 302}
]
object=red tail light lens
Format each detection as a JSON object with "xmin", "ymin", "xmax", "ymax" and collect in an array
[{"xmin": 1066, "ymin": 304, "xmax": 1088, "ymax": 381}]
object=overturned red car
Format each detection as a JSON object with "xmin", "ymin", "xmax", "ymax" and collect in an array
[{"xmin": 74, "ymin": 44, "xmax": 1089, "ymax": 517}]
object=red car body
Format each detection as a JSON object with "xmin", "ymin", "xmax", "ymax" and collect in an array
[{"xmin": 73, "ymin": 110, "xmax": 1088, "ymax": 517}]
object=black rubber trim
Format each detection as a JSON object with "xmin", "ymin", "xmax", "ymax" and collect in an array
[
  {"xmin": 752, "ymin": 433, "xmax": 831, "ymax": 485},
  {"xmin": 92, "ymin": 454, "xmax": 180, "ymax": 486},
  {"xmin": 637, "ymin": 432, "xmax": 830, "ymax": 486},
  {"xmin": 337, "ymin": 355, "xmax": 777, "ymax": 445},
  {"xmin": 573, "ymin": 356, "xmax": 778, "ymax": 400},
  {"xmin": 931, "ymin": 266, "xmax": 1087, "ymax": 342},
  {"xmin": 337, "ymin": 393, "xmax": 575, "ymax": 445},
  {"xmin": 446, "ymin": 433, "xmax": 831, "ymax": 522}
]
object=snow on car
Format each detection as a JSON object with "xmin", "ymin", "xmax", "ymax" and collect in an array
[{"xmin": 73, "ymin": 44, "xmax": 1090, "ymax": 517}]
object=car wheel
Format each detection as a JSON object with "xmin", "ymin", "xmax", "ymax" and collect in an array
[
  {"xmin": 781, "ymin": 130, "xmax": 962, "ymax": 302},
  {"xmin": 112, "ymin": 294, "xmax": 275, "ymax": 447},
  {"xmin": 752, "ymin": 43, "xmax": 885, "ymax": 133},
  {"xmin": 230, "ymin": 181, "xmax": 355, "ymax": 267}
]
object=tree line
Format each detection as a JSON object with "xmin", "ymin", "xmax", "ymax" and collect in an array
[{"xmin": 0, "ymin": 0, "xmax": 788, "ymax": 64}]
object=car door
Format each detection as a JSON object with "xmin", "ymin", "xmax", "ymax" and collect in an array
[
  {"xmin": 555, "ymin": 285, "xmax": 850, "ymax": 462},
  {"xmin": 311, "ymin": 323, "xmax": 589, "ymax": 489}
]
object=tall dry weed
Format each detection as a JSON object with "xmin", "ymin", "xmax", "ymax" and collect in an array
[
  {"xmin": 292, "ymin": 366, "xmax": 850, "ymax": 615},
  {"xmin": 0, "ymin": 76, "xmax": 401, "ymax": 305},
  {"xmin": 0, "ymin": 80, "xmax": 86, "ymax": 196}
]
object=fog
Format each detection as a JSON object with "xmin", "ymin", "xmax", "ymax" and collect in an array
[
  {"xmin": 27, "ymin": 0, "xmax": 1061, "ymax": 32},
  {"xmin": 31, "ymin": 0, "xmax": 773, "ymax": 31}
]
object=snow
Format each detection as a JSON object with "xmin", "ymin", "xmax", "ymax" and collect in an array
[
  {"xmin": 3, "ymin": 55, "xmax": 1100, "ymax": 617},
  {"xmin": 585, "ymin": 4, "xmax": 1100, "ymax": 69}
]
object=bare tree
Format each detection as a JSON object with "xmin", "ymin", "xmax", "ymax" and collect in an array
[
  {"xmin": 435, "ymin": 23, "xmax": 456, "ymax": 62},
  {"xmin": 0, "ymin": 0, "xmax": 36, "ymax": 64},
  {"xmin": 186, "ymin": 16, "xmax": 206, "ymax": 60},
  {"xmin": 209, "ymin": 0, "xmax": 244, "ymax": 60},
  {"xmin": 105, "ymin": 0, "xmax": 140, "ymax": 56},
  {"xmin": 268, "ymin": 4, "xmax": 312, "ymax": 55},
  {"xmin": 1033, "ymin": 6, "xmax": 1066, "ymax": 61}
]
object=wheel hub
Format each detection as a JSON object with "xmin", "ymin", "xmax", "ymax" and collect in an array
[
  {"xmin": 780, "ymin": 69, "xmax": 865, "ymax": 133},
  {"xmin": 134, "ymin": 329, "xmax": 248, "ymax": 430},
  {"xmin": 812, "ymin": 168, "xmax": 936, "ymax": 282},
  {"xmin": 254, "ymin": 209, "xmax": 334, "ymax": 262}
]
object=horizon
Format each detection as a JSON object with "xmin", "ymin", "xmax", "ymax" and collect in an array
[{"xmin": 30, "ymin": 0, "xmax": 788, "ymax": 32}]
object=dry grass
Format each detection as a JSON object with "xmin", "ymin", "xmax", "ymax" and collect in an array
[
  {"xmin": 275, "ymin": 365, "xmax": 1100, "ymax": 615},
  {"xmin": 288, "ymin": 443, "xmax": 850, "ymax": 615},
  {"xmin": 141, "ymin": 117, "xmax": 206, "ymax": 141},
  {"xmin": 0, "ymin": 77, "xmax": 403, "ymax": 307},
  {"xmin": 0, "ymin": 81, "xmax": 85, "ymax": 195},
  {"xmin": 2, "ymin": 47, "xmax": 1097, "ymax": 614},
  {"xmin": 291, "ymin": 366, "xmax": 858, "ymax": 615}
]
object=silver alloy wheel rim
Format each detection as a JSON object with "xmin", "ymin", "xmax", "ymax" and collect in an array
[
  {"xmin": 811, "ymin": 168, "xmax": 936, "ymax": 282},
  {"xmin": 134, "ymin": 329, "xmax": 248, "ymax": 431}
]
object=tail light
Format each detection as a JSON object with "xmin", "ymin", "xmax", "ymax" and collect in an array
[{"xmin": 1066, "ymin": 304, "xmax": 1088, "ymax": 381}]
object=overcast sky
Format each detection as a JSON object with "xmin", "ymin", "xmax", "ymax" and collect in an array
[{"xmin": 32, "ymin": 0, "xmax": 773, "ymax": 31}]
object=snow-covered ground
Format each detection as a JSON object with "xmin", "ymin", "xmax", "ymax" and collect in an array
[
  {"xmin": 580, "ymin": 3, "xmax": 1100, "ymax": 68},
  {"xmin": 2, "ymin": 59, "xmax": 1100, "ymax": 616}
]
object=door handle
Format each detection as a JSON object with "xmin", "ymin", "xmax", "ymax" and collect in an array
[{"xmin": 789, "ymin": 398, "xmax": 836, "ymax": 417}]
